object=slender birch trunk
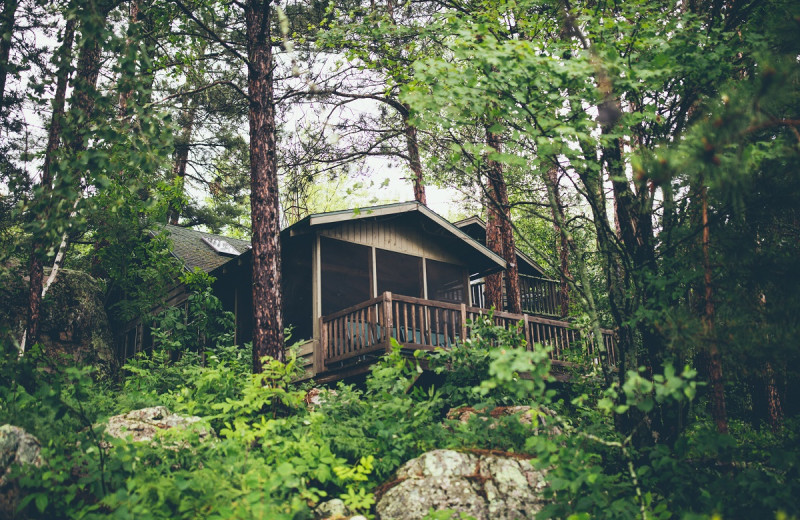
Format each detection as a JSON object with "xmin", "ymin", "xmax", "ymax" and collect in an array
[{"xmin": 23, "ymin": 19, "xmax": 76, "ymax": 353}]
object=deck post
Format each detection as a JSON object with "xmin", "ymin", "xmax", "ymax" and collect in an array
[
  {"xmin": 383, "ymin": 292, "xmax": 393, "ymax": 352},
  {"xmin": 315, "ymin": 318, "xmax": 326, "ymax": 375},
  {"xmin": 460, "ymin": 303, "xmax": 467, "ymax": 343}
]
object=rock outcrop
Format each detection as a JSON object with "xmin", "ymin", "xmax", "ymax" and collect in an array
[
  {"xmin": 0, "ymin": 425, "xmax": 43, "ymax": 519},
  {"xmin": 104, "ymin": 407, "xmax": 212, "ymax": 443},
  {"xmin": 376, "ymin": 449, "xmax": 547, "ymax": 520},
  {"xmin": 0, "ymin": 267, "xmax": 115, "ymax": 378}
]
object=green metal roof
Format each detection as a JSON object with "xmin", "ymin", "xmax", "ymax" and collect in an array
[{"xmin": 161, "ymin": 224, "xmax": 251, "ymax": 273}]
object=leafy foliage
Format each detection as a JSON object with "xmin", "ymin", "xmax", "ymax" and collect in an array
[{"xmin": 4, "ymin": 317, "xmax": 797, "ymax": 519}]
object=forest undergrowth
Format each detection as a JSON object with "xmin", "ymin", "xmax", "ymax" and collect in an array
[{"xmin": 1, "ymin": 309, "xmax": 798, "ymax": 520}]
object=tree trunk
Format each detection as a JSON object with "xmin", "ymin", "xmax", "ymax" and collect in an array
[
  {"xmin": 701, "ymin": 182, "xmax": 728, "ymax": 434},
  {"xmin": 0, "ymin": 0, "xmax": 18, "ymax": 111},
  {"xmin": 24, "ymin": 19, "xmax": 76, "ymax": 352},
  {"xmin": 117, "ymin": 0, "xmax": 140, "ymax": 116},
  {"xmin": 485, "ymin": 195, "xmax": 503, "ymax": 310},
  {"xmin": 69, "ymin": 12, "xmax": 106, "ymax": 154},
  {"xmin": 168, "ymin": 101, "xmax": 198, "ymax": 224},
  {"xmin": 546, "ymin": 166, "xmax": 571, "ymax": 316},
  {"xmin": 246, "ymin": 0, "xmax": 285, "ymax": 371},
  {"xmin": 486, "ymin": 127, "xmax": 521, "ymax": 314},
  {"xmin": 403, "ymin": 109, "xmax": 426, "ymax": 205},
  {"xmin": 763, "ymin": 361, "xmax": 783, "ymax": 432}
]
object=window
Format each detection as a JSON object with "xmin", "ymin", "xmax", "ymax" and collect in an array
[{"xmin": 376, "ymin": 249, "xmax": 422, "ymax": 298}]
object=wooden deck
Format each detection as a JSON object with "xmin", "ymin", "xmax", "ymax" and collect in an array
[{"xmin": 314, "ymin": 291, "xmax": 616, "ymax": 382}]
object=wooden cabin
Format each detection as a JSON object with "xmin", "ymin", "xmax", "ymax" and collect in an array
[
  {"xmin": 115, "ymin": 225, "xmax": 252, "ymax": 359},
  {"xmin": 207, "ymin": 202, "xmax": 616, "ymax": 382}
]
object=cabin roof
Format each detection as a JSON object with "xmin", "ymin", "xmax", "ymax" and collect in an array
[
  {"xmin": 453, "ymin": 215, "xmax": 547, "ymax": 276},
  {"xmin": 284, "ymin": 201, "xmax": 507, "ymax": 276},
  {"xmin": 161, "ymin": 224, "xmax": 251, "ymax": 273}
]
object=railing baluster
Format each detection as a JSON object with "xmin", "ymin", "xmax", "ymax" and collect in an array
[
  {"xmin": 434, "ymin": 308, "xmax": 441, "ymax": 347},
  {"xmin": 409, "ymin": 302, "xmax": 416, "ymax": 345},
  {"xmin": 402, "ymin": 301, "xmax": 409, "ymax": 343}
]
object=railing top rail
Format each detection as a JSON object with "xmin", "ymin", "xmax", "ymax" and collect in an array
[
  {"xmin": 518, "ymin": 273, "xmax": 559, "ymax": 283},
  {"xmin": 321, "ymin": 295, "xmax": 385, "ymax": 322},
  {"xmin": 390, "ymin": 293, "xmax": 464, "ymax": 311},
  {"xmin": 321, "ymin": 292, "xmax": 617, "ymax": 337}
]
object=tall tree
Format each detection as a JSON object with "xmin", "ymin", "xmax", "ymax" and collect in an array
[
  {"xmin": 0, "ymin": 0, "xmax": 18, "ymax": 110},
  {"xmin": 405, "ymin": 0, "xmax": 799, "ymax": 443},
  {"xmin": 485, "ymin": 126, "xmax": 521, "ymax": 314},
  {"xmin": 546, "ymin": 166, "xmax": 571, "ymax": 316},
  {"xmin": 245, "ymin": 0, "xmax": 284, "ymax": 368},
  {"xmin": 310, "ymin": 0, "xmax": 442, "ymax": 204}
]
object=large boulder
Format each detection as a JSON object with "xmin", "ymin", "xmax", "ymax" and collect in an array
[
  {"xmin": 376, "ymin": 449, "xmax": 547, "ymax": 520},
  {"xmin": 104, "ymin": 406, "xmax": 212, "ymax": 443},
  {"xmin": 0, "ymin": 267, "xmax": 115, "ymax": 378},
  {"xmin": 0, "ymin": 425, "xmax": 43, "ymax": 519}
]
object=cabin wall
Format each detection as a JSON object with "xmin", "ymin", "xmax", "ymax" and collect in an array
[
  {"xmin": 214, "ymin": 256, "xmax": 253, "ymax": 346},
  {"xmin": 116, "ymin": 280, "xmax": 189, "ymax": 361},
  {"xmin": 319, "ymin": 219, "xmax": 467, "ymax": 266}
]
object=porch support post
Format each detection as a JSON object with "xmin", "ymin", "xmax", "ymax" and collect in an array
[
  {"xmin": 383, "ymin": 292, "xmax": 393, "ymax": 351},
  {"xmin": 315, "ymin": 318, "xmax": 325, "ymax": 375},
  {"xmin": 421, "ymin": 257, "xmax": 428, "ymax": 299},
  {"xmin": 464, "ymin": 271, "xmax": 471, "ymax": 306},
  {"xmin": 312, "ymin": 233, "xmax": 322, "ymax": 371},
  {"xmin": 370, "ymin": 246, "xmax": 377, "ymax": 298},
  {"xmin": 460, "ymin": 303, "xmax": 467, "ymax": 343}
]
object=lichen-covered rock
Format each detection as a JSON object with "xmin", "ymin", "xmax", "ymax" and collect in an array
[
  {"xmin": 0, "ymin": 266, "xmax": 115, "ymax": 378},
  {"xmin": 0, "ymin": 425, "xmax": 43, "ymax": 519},
  {"xmin": 104, "ymin": 407, "xmax": 212, "ymax": 443},
  {"xmin": 0, "ymin": 425, "xmax": 42, "ymax": 487},
  {"xmin": 314, "ymin": 498, "xmax": 350, "ymax": 519},
  {"xmin": 376, "ymin": 449, "xmax": 547, "ymax": 520}
]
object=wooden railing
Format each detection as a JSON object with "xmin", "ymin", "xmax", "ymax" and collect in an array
[
  {"xmin": 319, "ymin": 292, "xmax": 617, "ymax": 373},
  {"xmin": 471, "ymin": 274, "xmax": 564, "ymax": 317},
  {"xmin": 318, "ymin": 295, "xmax": 389, "ymax": 366},
  {"xmin": 520, "ymin": 275, "xmax": 563, "ymax": 317}
]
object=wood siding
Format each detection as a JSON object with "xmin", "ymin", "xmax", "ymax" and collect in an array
[{"xmin": 319, "ymin": 220, "xmax": 466, "ymax": 266}]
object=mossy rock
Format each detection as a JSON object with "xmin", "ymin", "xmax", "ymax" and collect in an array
[
  {"xmin": 0, "ymin": 425, "xmax": 43, "ymax": 520},
  {"xmin": 376, "ymin": 449, "xmax": 548, "ymax": 520},
  {"xmin": 0, "ymin": 267, "xmax": 116, "ymax": 378}
]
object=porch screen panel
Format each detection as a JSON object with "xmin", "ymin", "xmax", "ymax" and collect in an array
[
  {"xmin": 376, "ymin": 249, "xmax": 422, "ymax": 298},
  {"xmin": 321, "ymin": 237, "xmax": 371, "ymax": 316},
  {"xmin": 427, "ymin": 259, "xmax": 466, "ymax": 303}
]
